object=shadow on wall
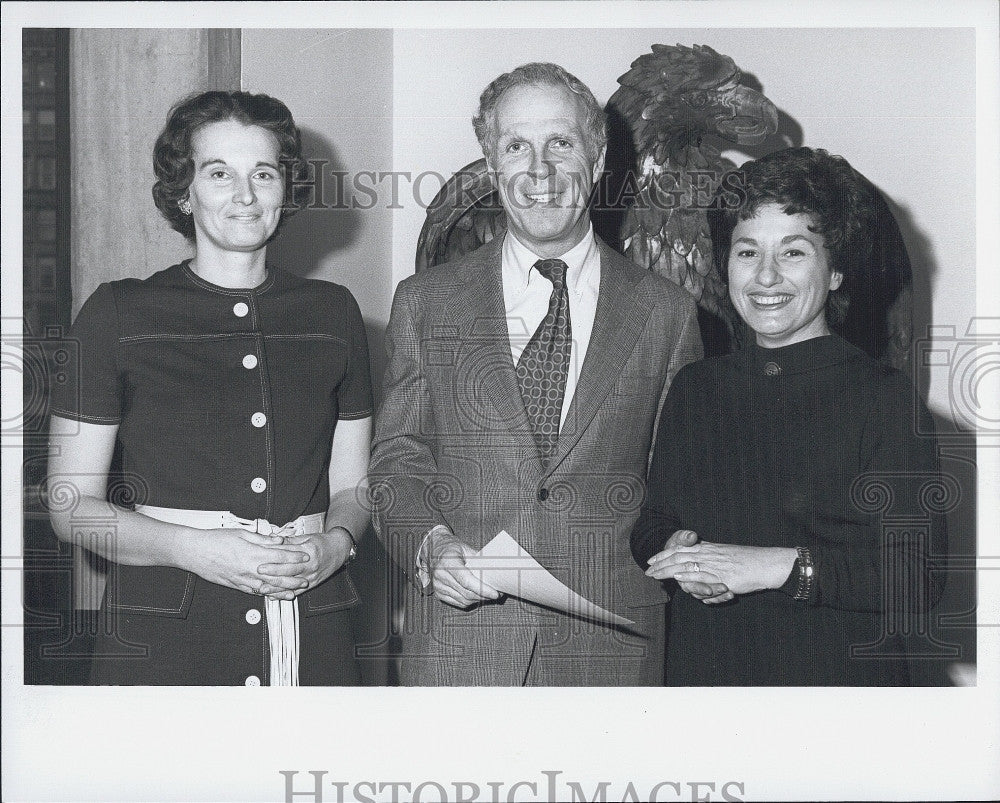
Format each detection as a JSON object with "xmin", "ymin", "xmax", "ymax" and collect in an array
[
  {"xmin": 885, "ymin": 194, "xmax": 939, "ymax": 401},
  {"xmin": 738, "ymin": 70, "xmax": 805, "ymax": 157},
  {"xmin": 269, "ymin": 126, "xmax": 362, "ymax": 280}
]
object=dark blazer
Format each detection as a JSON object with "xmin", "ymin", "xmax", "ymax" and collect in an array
[{"xmin": 370, "ymin": 234, "xmax": 702, "ymax": 685}]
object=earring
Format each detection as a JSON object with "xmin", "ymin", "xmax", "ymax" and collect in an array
[{"xmin": 179, "ymin": 199, "xmax": 192, "ymax": 215}]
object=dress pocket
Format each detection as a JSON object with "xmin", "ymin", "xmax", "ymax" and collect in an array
[
  {"xmin": 104, "ymin": 564, "xmax": 196, "ymax": 618},
  {"xmin": 300, "ymin": 567, "xmax": 360, "ymax": 616}
]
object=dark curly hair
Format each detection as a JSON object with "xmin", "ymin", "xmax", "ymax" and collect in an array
[
  {"xmin": 710, "ymin": 147, "xmax": 878, "ymax": 325},
  {"xmin": 152, "ymin": 90, "xmax": 305, "ymax": 240}
]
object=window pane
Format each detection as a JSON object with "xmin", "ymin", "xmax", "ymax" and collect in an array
[
  {"xmin": 38, "ymin": 257, "xmax": 57, "ymax": 289},
  {"xmin": 37, "ymin": 157, "xmax": 56, "ymax": 190},
  {"xmin": 36, "ymin": 209, "xmax": 56, "ymax": 241},
  {"xmin": 37, "ymin": 108, "xmax": 55, "ymax": 141}
]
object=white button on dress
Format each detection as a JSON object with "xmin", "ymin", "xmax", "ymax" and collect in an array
[
  {"xmin": 233, "ymin": 302, "xmax": 249, "ymax": 318},
  {"xmin": 251, "ymin": 412, "xmax": 267, "ymax": 428},
  {"xmin": 245, "ymin": 609, "xmax": 261, "ymax": 625},
  {"xmin": 242, "ymin": 354, "xmax": 258, "ymax": 369},
  {"xmin": 250, "ymin": 477, "xmax": 266, "ymax": 493}
]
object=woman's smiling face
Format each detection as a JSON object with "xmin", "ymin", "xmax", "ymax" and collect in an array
[
  {"xmin": 727, "ymin": 202, "xmax": 843, "ymax": 348},
  {"xmin": 185, "ymin": 119, "xmax": 285, "ymax": 257}
]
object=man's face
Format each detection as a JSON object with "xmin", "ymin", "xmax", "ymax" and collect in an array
[{"xmin": 489, "ymin": 82, "xmax": 605, "ymax": 258}]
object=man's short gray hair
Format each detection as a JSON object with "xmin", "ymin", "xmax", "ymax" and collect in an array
[{"xmin": 472, "ymin": 62, "xmax": 608, "ymax": 164}]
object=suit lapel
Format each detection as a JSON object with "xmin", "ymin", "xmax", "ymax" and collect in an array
[
  {"xmin": 442, "ymin": 237, "xmax": 536, "ymax": 443},
  {"xmin": 547, "ymin": 241, "xmax": 653, "ymax": 474}
]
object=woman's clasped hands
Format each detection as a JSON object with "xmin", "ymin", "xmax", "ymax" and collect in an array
[
  {"xmin": 645, "ymin": 530, "xmax": 798, "ymax": 603},
  {"xmin": 186, "ymin": 525, "xmax": 353, "ymax": 601}
]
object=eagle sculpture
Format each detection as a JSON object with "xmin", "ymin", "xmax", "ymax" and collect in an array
[{"xmin": 416, "ymin": 44, "xmax": 913, "ymax": 368}]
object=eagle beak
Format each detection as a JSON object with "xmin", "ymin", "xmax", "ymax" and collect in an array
[{"xmin": 711, "ymin": 84, "xmax": 779, "ymax": 145}]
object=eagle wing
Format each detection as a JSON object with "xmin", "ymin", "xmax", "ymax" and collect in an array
[{"xmin": 415, "ymin": 159, "xmax": 505, "ymax": 271}]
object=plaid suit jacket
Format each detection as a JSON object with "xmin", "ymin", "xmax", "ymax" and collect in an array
[{"xmin": 370, "ymin": 235, "xmax": 702, "ymax": 685}]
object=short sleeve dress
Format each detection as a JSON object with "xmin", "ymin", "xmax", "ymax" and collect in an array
[
  {"xmin": 630, "ymin": 334, "xmax": 948, "ymax": 686},
  {"xmin": 51, "ymin": 261, "xmax": 373, "ymax": 685}
]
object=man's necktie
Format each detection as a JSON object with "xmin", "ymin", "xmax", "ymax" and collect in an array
[{"xmin": 516, "ymin": 258, "xmax": 572, "ymax": 465}]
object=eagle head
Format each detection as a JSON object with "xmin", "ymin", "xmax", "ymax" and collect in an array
[{"xmin": 614, "ymin": 43, "xmax": 779, "ymax": 154}]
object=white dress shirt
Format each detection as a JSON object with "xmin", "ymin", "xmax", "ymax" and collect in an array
[{"xmin": 501, "ymin": 227, "xmax": 601, "ymax": 427}]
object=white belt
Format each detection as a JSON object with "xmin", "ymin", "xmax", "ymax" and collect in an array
[{"xmin": 135, "ymin": 505, "xmax": 326, "ymax": 686}]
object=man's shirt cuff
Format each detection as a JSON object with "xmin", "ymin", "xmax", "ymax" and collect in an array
[{"xmin": 416, "ymin": 524, "xmax": 453, "ymax": 590}]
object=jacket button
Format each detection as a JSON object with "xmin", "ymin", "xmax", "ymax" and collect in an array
[
  {"xmin": 537, "ymin": 487, "xmax": 548, "ymax": 502},
  {"xmin": 245, "ymin": 609, "xmax": 261, "ymax": 625},
  {"xmin": 242, "ymin": 354, "xmax": 258, "ymax": 369},
  {"xmin": 233, "ymin": 302, "xmax": 249, "ymax": 318},
  {"xmin": 251, "ymin": 412, "xmax": 267, "ymax": 428},
  {"xmin": 250, "ymin": 477, "xmax": 266, "ymax": 493},
  {"xmin": 244, "ymin": 675, "xmax": 261, "ymax": 686}
]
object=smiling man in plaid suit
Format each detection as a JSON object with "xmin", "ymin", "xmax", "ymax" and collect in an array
[{"xmin": 370, "ymin": 63, "xmax": 703, "ymax": 686}]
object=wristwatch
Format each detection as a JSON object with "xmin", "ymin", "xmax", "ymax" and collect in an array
[
  {"xmin": 338, "ymin": 527, "xmax": 358, "ymax": 564},
  {"xmin": 793, "ymin": 546, "xmax": 814, "ymax": 601}
]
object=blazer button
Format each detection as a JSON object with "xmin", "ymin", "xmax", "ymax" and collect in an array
[
  {"xmin": 250, "ymin": 477, "xmax": 266, "ymax": 493},
  {"xmin": 245, "ymin": 609, "xmax": 261, "ymax": 625},
  {"xmin": 233, "ymin": 302, "xmax": 249, "ymax": 318},
  {"xmin": 537, "ymin": 487, "xmax": 548, "ymax": 502},
  {"xmin": 244, "ymin": 675, "xmax": 261, "ymax": 686}
]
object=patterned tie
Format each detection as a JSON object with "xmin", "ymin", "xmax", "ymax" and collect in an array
[{"xmin": 516, "ymin": 258, "xmax": 572, "ymax": 465}]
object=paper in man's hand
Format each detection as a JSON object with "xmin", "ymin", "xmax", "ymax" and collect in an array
[{"xmin": 464, "ymin": 530, "xmax": 635, "ymax": 627}]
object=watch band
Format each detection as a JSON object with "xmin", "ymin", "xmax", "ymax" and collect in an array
[{"xmin": 793, "ymin": 546, "xmax": 814, "ymax": 602}]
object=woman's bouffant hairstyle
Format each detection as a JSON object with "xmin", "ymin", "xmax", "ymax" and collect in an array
[
  {"xmin": 152, "ymin": 90, "xmax": 305, "ymax": 240},
  {"xmin": 472, "ymin": 62, "xmax": 608, "ymax": 164},
  {"xmin": 710, "ymin": 147, "xmax": 878, "ymax": 325}
]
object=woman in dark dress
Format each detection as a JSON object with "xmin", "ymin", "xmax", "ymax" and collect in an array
[
  {"xmin": 631, "ymin": 147, "xmax": 947, "ymax": 685},
  {"xmin": 47, "ymin": 91, "xmax": 372, "ymax": 685}
]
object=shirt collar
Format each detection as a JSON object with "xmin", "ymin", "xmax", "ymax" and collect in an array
[{"xmin": 502, "ymin": 227, "xmax": 598, "ymax": 294}]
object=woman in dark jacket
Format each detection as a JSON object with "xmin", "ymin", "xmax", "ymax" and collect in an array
[
  {"xmin": 47, "ymin": 90, "xmax": 372, "ymax": 685},
  {"xmin": 631, "ymin": 147, "xmax": 947, "ymax": 685}
]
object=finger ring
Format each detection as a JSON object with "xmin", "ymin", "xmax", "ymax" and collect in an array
[{"xmin": 691, "ymin": 562, "xmax": 699, "ymax": 573}]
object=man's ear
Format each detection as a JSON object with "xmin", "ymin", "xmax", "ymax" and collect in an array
[
  {"xmin": 592, "ymin": 143, "xmax": 607, "ymax": 183},
  {"xmin": 829, "ymin": 270, "xmax": 844, "ymax": 292},
  {"xmin": 484, "ymin": 152, "xmax": 499, "ymax": 189}
]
